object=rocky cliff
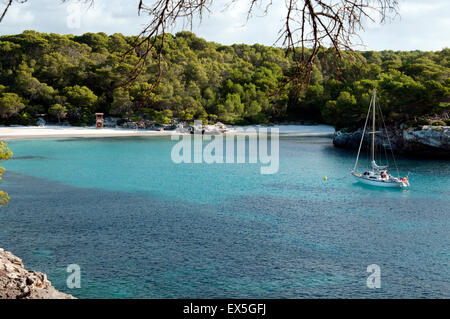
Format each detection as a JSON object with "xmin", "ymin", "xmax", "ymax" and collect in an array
[
  {"xmin": 333, "ymin": 126, "xmax": 450, "ymax": 157},
  {"xmin": 0, "ymin": 248, "xmax": 75, "ymax": 299}
]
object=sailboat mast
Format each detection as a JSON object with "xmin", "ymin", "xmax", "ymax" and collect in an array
[
  {"xmin": 371, "ymin": 89, "xmax": 376, "ymax": 172},
  {"xmin": 352, "ymin": 94, "xmax": 372, "ymax": 173}
]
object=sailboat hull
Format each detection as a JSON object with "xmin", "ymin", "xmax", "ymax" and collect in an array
[{"xmin": 352, "ymin": 174, "xmax": 405, "ymax": 188}]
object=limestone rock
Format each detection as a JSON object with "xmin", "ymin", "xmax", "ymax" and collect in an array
[
  {"xmin": 403, "ymin": 126, "xmax": 450, "ymax": 150},
  {"xmin": 0, "ymin": 248, "xmax": 75, "ymax": 299},
  {"xmin": 333, "ymin": 126, "xmax": 450, "ymax": 157}
]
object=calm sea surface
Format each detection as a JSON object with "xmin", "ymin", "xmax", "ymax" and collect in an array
[{"xmin": 0, "ymin": 129, "xmax": 449, "ymax": 298}]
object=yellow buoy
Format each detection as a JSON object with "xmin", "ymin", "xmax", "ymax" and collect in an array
[{"xmin": 324, "ymin": 176, "xmax": 328, "ymax": 181}]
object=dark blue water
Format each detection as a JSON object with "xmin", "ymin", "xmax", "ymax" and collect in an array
[{"xmin": 0, "ymin": 135, "xmax": 449, "ymax": 298}]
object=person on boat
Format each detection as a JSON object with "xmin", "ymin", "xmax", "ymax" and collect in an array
[
  {"xmin": 402, "ymin": 176, "xmax": 409, "ymax": 185},
  {"xmin": 380, "ymin": 170, "xmax": 388, "ymax": 180}
]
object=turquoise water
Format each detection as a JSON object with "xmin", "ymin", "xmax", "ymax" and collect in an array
[{"xmin": 0, "ymin": 134, "xmax": 449, "ymax": 298}]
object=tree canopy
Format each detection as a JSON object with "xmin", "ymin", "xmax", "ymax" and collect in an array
[
  {"xmin": 1, "ymin": 0, "xmax": 400, "ymax": 87},
  {"xmin": 0, "ymin": 31, "xmax": 448, "ymax": 128}
]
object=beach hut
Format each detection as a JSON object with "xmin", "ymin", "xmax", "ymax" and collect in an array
[{"xmin": 95, "ymin": 113, "xmax": 104, "ymax": 129}]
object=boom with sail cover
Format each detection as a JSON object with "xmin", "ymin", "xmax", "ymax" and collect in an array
[{"xmin": 371, "ymin": 160, "xmax": 388, "ymax": 170}]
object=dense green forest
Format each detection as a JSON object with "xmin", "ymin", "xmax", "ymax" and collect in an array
[{"xmin": 0, "ymin": 30, "xmax": 448, "ymax": 129}]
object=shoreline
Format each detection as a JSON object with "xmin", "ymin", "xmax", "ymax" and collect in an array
[
  {"xmin": 333, "ymin": 126, "xmax": 450, "ymax": 158},
  {"xmin": 0, "ymin": 126, "xmax": 176, "ymax": 140},
  {"xmin": 0, "ymin": 125, "xmax": 335, "ymax": 140},
  {"xmin": 0, "ymin": 248, "xmax": 75, "ymax": 299}
]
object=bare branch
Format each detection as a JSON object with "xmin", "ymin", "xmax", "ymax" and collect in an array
[{"xmin": 0, "ymin": 0, "xmax": 399, "ymax": 91}]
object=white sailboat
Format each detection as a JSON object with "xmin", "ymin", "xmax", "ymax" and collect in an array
[{"xmin": 351, "ymin": 89, "xmax": 410, "ymax": 188}]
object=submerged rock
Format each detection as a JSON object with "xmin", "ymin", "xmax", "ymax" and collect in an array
[
  {"xmin": 0, "ymin": 248, "xmax": 75, "ymax": 299},
  {"xmin": 333, "ymin": 126, "xmax": 450, "ymax": 157}
]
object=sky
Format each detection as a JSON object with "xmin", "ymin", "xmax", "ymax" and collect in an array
[{"xmin": 0, "ymin": 0, "xmax": 448, "ymax": 51}]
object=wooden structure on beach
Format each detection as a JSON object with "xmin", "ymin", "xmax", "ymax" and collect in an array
[{"xmin": 95, "ymin": 113, "xmax": 104, "ymax": 129}]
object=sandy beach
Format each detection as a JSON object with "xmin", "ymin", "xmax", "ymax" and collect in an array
[
  {"xmin": 0, "ymin": 124, "xmax": 335, "ymax": 140},
  {"xmin": 0, "ymin": 125, "xmax": 177, "ymax": 139}
]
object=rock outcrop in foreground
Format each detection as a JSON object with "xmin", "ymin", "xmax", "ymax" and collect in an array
[
  {"xmin": 333, "ymin": 126, "xmax": 450, "ymax": 157},
  {"xmin": 0, "ymin": 248, "xmax": 75, "ymax": 299}
]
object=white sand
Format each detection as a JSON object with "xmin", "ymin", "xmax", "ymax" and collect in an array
[
  {"xmin": 0, "ymin": 124, "xmax": 335, "ymax": 140},
  {"xmin": 0, "ymin": 125, "xmax": 176, "ymax": 139}
]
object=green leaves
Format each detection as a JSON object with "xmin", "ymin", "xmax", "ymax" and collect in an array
[
  {"xmin": 0, "ymin": 92, "xmax": 25, "ymax": 119},
  {"xmin": 0, "ymin": 30, "xmax": 448, "ymax": 128},
  {"xmin": 48, "ymin": 103, "xmax": 68, "ymax": 123},
  {"xmin": 0, "ymin": 142, "xmax": 12, "ymax": 207},
  {"xmin": 63, "ymin": 85, "xmax": 98, "ymax": 109}
]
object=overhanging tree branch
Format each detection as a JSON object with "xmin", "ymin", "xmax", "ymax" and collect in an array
[{"xmin": 0, "ymin": 0, "xmax": 398, "ymax": 89}]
